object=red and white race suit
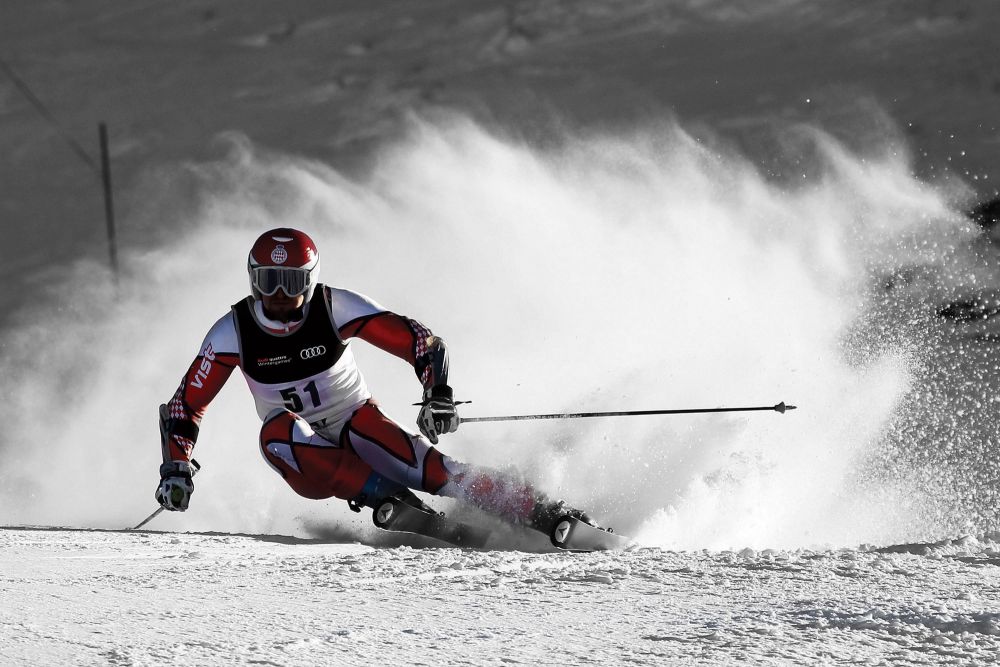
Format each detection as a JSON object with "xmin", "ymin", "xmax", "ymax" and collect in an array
[{"xmin": 163, "ymin": 284, "xmax": 539, "ymax": 522}]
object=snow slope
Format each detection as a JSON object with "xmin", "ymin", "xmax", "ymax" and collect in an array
[{"xmin": 3, "ymin": 527, "xmax": 1000, "ymax": 665}]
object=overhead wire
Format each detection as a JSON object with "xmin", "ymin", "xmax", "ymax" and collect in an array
[{"xmin": 0, "ymin": 56, "xmax": 100, "ymax": 175}]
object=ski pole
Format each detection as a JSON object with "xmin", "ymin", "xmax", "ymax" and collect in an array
[
  {"xmin": 460, "ymin": 402, "xmax": 796, "ymax": 424},
  {"xmin": 129, "ymin": 459, "xmax": 201, "ymax": 530}
]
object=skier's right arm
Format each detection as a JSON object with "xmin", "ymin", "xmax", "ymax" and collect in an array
[
  {"xmin": 157, "ymin": 314, "xmax": 240, "ymax": 511},
  {"xmin": 162, "ymin": 313, "xmax": 241, "ymax": 462}
]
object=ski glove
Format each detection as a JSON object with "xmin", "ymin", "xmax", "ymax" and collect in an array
[
  {"xmin": 417, "ymin": 384, "xmax": 460, "ymax": 445},
  {"xmin": 155, "ymin": 461, "xmax": 196, "ymax": 512}
]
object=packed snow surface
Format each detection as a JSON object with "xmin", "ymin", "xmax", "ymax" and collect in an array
[{"xmin": 3, "ymin": 528, "xmax": 1000, "ymax": 665}]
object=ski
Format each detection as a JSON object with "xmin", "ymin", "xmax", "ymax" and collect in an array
[
  {"xmin": 372, "ymin": 496, "xmax": 491, "ymax": 549},
  {"xmin": 548, "ymin": 515, "xmax": 630, "ymax": 552}
]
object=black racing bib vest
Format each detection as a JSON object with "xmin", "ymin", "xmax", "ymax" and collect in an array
[{"xmin": 232, "ymin": 286, "xmax": 347, "ymax": 385}]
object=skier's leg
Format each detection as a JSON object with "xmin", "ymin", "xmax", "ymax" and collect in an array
[
  {"xmin": 435, "ymin": 455, "xmax": 596, "ymax": 532},
  {"xmin": 341, "ymin": 401, "xmax": 585, "ymax": 529},
  {"xmin": 258, "ymin": 408, "xmax": 388, "ymax": 501}
]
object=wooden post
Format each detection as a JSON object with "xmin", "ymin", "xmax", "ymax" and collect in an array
[{"xmin": 98, "ymin": 122, "xmax": 119, "ymax": 283}]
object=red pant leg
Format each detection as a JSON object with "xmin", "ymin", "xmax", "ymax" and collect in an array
[
  {"xmin": 344, "ymin": 402, "xmax": 451, "ymax": 493},
  {"xmin": 259, "ymin": 409, "xmax": 372, "ymax": 500},
  {"xmin": 344, "ymin": 403, "xmax": 537, "ymax": 521}
]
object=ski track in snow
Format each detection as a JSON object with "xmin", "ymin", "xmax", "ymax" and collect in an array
[{"xmin": 2, "ymin": 529, "xmax": 999, "ymax": 665}]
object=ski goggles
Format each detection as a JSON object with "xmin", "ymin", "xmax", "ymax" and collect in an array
[{"xmin": 251, "ymin": 266, "xmax": 313, "ymax": 297}]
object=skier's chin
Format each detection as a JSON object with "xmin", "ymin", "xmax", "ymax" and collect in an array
[
  {"xmin": 262, "ymin": 296, "xmax": 305, "ymax": 323},
  {"xmin": 266, "ymin": 305, "xmax": 300, "ymax": 323}
]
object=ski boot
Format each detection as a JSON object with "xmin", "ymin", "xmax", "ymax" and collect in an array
[
  {"xmin": 530, "ymin": 499, "xmax": 628, "ymax": 551},
  {"xmin": 529, "ymin": 499, "xmax": 595, "ymax": 544},
  {"xmin": 347, "ymin": 472, "xmax": 414, "ymax": 513},
  {"xmin": 380, "ymin": 488, "xmax": 437, "ymax": 515},
  {"xmin": 369, "ymin": 488, "xmax": 491, "ymax": 548}
]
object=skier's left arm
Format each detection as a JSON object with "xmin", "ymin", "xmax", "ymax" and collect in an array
[{"xmin": 329, "ymin": 287, "xmax": 458, "ymax": 443}]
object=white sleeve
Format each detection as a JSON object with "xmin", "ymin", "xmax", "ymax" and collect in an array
[
  {"xmin": 200, "ymin": 311, "xmax": 240, "ymax": 356},
  {"xmin": 326, "ymin": 286, "xmax": 388, "ymax": 329}
]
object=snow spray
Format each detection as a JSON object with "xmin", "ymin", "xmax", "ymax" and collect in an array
[{"xmin": 0, "ymin": 113, "xmax": 994, "ymax": 549}]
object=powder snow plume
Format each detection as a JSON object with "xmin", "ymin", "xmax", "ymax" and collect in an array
[{"xmin": 0, "ymin": 112, "xmax": 993, "ymax": 549}]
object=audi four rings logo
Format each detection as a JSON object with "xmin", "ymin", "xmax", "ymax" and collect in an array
[{"xmin": 300, "ymin": 346, "xmax": 327, "ymax": 359}]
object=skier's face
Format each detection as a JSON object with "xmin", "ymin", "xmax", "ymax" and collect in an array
[{"xmin": 261, "ymin": 288, "xmax": 305, "ymax": 322}]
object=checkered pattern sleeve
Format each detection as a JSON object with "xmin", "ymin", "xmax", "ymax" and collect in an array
[{"xmin": 408, "ymin": 319, "xmax": 439, "ymax": 387}]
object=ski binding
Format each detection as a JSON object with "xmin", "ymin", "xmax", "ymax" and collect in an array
[
  {"xmin": 372, "ymin": 496, "xmax": 491, "ymax": 549},
  {"xmin": 549, "ymin": 515, "xmax": 630, "ymax": 552}
]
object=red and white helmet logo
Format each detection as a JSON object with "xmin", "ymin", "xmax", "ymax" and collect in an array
[{"xmin": 270, "ymin": 245, "xmax": 288, "ymax": 264}]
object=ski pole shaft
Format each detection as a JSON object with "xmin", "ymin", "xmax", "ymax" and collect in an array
[
  {"xmin": 131, "ymin": 506, "xmax": 165, "ymax": 531},
  {"xmin": 129, "ymin": 459, "xmax": 201, "ymax": 531},
  {"xmin": 460, "ymin": 402, "xmax": 796, "ymax": 424}
]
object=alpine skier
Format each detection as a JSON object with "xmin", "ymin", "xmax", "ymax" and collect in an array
[{"xmin": 156, "ymin": 227, "xmax": 591, "ymax": 541}]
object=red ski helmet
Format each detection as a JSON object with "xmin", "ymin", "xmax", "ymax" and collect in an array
[{"xmin": 247, "ymin": 228, "xmax": 320, "ymax": 301}]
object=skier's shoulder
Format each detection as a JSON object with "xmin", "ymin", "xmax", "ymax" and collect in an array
[
  {"xmin": 200, "ymin": 309, "xmax": 239, "ymax": 354},
  {"xmin": 324, "ymin": 284, "xmax": 388, "ymax": 324}
]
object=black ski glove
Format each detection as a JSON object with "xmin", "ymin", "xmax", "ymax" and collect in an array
[
  {"xmin": 417, "ymin": 384, "xmax": 460, "ymax": 445},
  {"xmin": 155, "ymin": 461, "xmax": 196, "ymax": 512}
]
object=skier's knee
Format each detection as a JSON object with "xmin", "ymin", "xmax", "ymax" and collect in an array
[
  {"xmin": 258, "ymin": 408, "xmax": 372, "ymax": 501},
  {"xmin": 260, "ymin": 407, "xmax": 300, "ymax": 435},
  {"xmin": 263, "ymin": 407, "xmax": 300, "ymax": 425},
  {"xmin": 264, "ymin": 407, "xmax": 288, "ymax": 420},
  {"xmin": 259, "ymin": 408, "xmax": 321, "ymax": 449}
]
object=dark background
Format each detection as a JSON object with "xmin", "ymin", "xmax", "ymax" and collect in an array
[{"xmin": 2, "ymin": 0, "xmax": 998, "ymax": 331}]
